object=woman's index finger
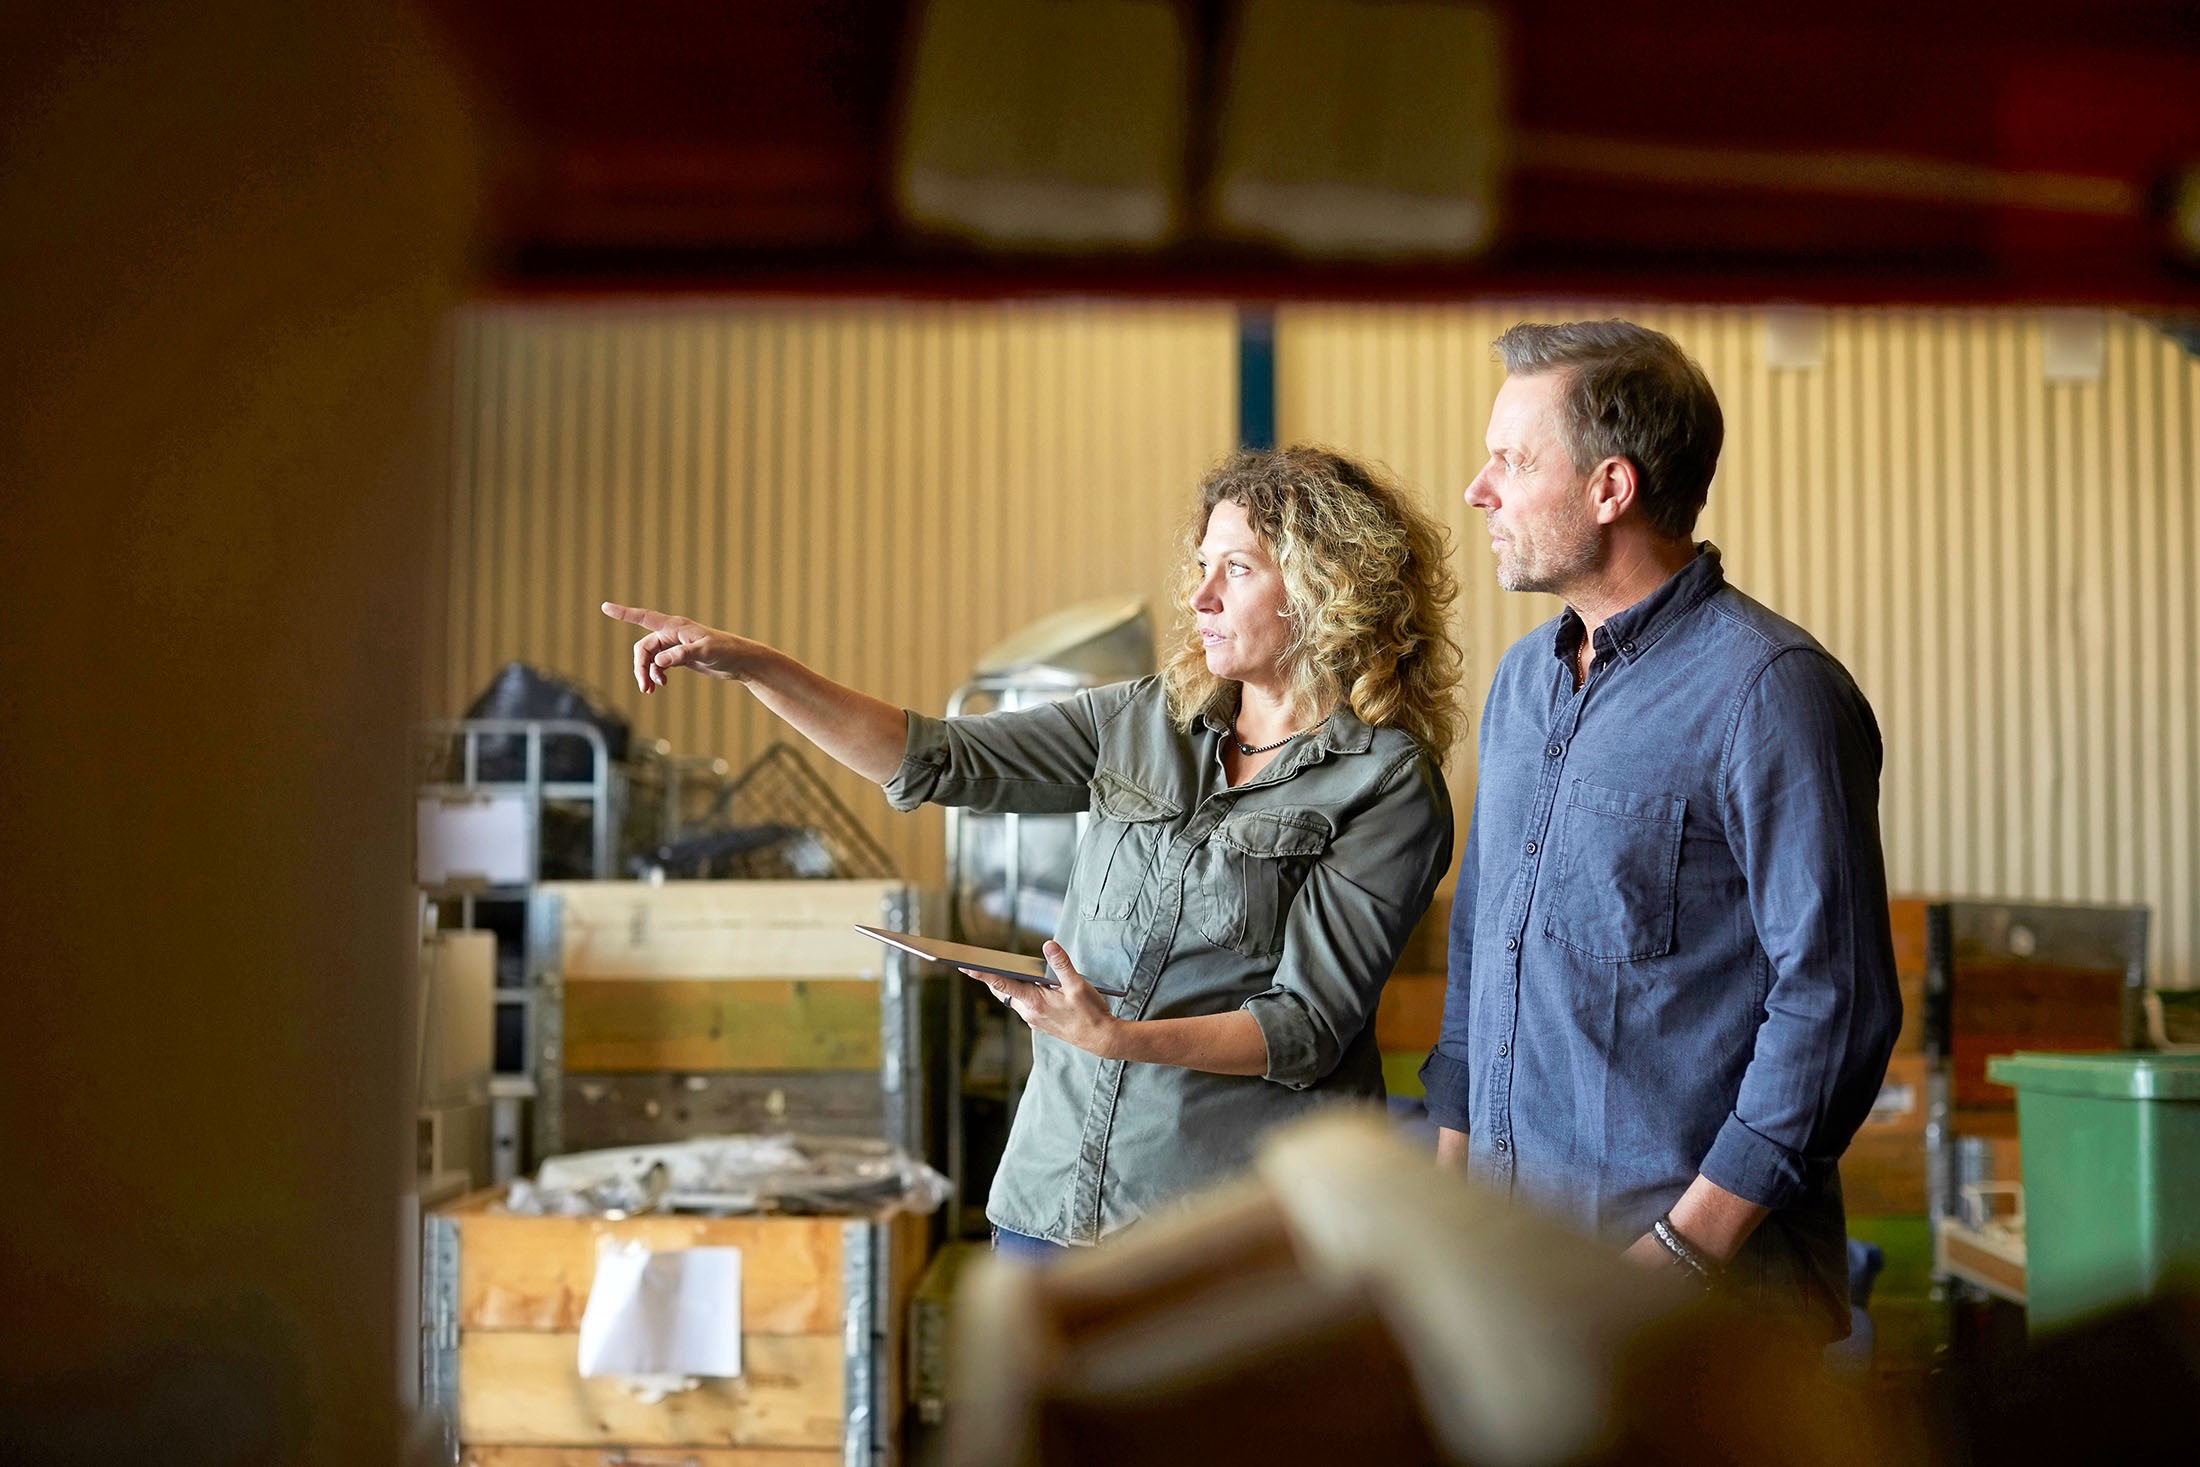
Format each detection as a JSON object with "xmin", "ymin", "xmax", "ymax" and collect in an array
[{"xmin": 601, "ymin": 601, "xmax": 672, "ymax": 631}]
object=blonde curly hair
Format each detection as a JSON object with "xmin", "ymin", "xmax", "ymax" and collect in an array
[{"xmin": 1162, "ymin": 446, "xmax": 1464, "ymax": 756}]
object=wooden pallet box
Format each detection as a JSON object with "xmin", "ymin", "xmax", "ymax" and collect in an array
[
  {"xmin": 1840, "ymin": 1052, "xmax": 1928, "ymax": 1215},
  {"xmin": 1847, "ymin": 899, "xmax": 2145, "ymax": 1234},
  {"xmin": 530, "ymin": 881, "xmax": 923, "ymax": 1158},
  {"xmin": 1837, "ymin": 897, "xmax": 1932, "ymax": 1215},
  {"xmin": 423, "ymin": 1190, "xmax": 930, "ymax": 1467},
  {"xmin": 1921, "ymin": 900, "xmax": 2143, "ymax": 1245}
]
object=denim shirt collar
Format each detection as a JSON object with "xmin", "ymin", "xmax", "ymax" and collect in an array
[{"xmin": 1553, "ymin": 542, "xmax": 1728, "ymax": 668}]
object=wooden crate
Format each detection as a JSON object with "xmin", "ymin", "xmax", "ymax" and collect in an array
[
  {"xmin": 1373, "ymin": 972, "xmax": 1444, "ymax": 1055},
  {"xmin": 530, "ymin": 881, "xmax": 922, "ymax": 1159},
  {"xmin": 1841, "ymin": 899, "xmax": 2140, "ymax": 1221},
  {"xmin": 423, "ymin": 1190, "xmax": 930, "ymax": 1467},
  {"xmin": 1840, "ymin": 1053, "xmax": 1928, "ymax": 1215},
  {"xmin": 1388, "ymin": 887, "xmax": 1453, "ymax": 977},
  {"xmin": 1915, "ymin": 900, "xmax": 2146, "ymax": 1276},
  {"xmin": 1888, "ymin": 896, "xmax": 1929, "ymax": 1054},
  {"xmin": 1840, "ymin": 902, "xmax": 1932, "ymax": 1216},
  {"xmin": 906, "ymin": 1239, "xmax": 981, "ymax": 1427},
  {"xmin": 1371, "ymin": 889, "xmax": 1451, "ymax": 1099},
  {"xmin": 1926, "ymin": 899, "xmax": 2143, "ymax": 1103}
]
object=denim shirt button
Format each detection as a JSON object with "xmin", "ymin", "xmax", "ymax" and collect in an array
[
  {"xmin": 1493, "ymin": 1138, "xmax": 1509, "ymax": 1153},
  {"xmin": 1497, "ymin": 1042, "xmax": 1509, "ymax": 1057},
  {"xmin": 1524, "ymin": 840, "xmax": 1538, "ymax": 856},
  {"xmin": 1504, "ymin": 936, "xmax": 1519, "ymax": 952},
  {"xmin": 1546, "ymin": 743, "xmax": 1563, "ymax": 758}
]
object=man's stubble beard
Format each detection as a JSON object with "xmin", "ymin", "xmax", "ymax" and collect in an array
[{"xmin": 1493, "ymin": 505, "xmax": 1602, "ymax": 596}]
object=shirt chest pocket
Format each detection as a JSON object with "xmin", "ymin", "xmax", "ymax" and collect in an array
[
  {"xmin": 1079, "ymin": 771, "xmax": 1183, "ymax": 921},
  {"xmin": 1543, "ymin": 779, "xmax": 1686, "ymax": 962},
  {"xmin": 1187, "ymin": 809, "xmax": 1332, "ymax": 959}
]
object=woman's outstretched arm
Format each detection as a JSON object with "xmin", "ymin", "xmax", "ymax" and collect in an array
[{"xmin": 602, "ymin": 601, "xmax": 908, "ymax": 784}]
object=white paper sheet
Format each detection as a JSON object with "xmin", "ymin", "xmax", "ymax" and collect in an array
[
  {"xmin": 576, "ymin": 1242, "xmax": 743, "ymax": 1380},
  {"xmin": 415, "ymin": 791, "xmax": 532, "ymax": 887}
]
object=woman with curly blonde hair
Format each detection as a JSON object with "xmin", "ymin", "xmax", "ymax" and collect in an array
[
  {"xmin": 602, "ymin": 445, "xmax": 1461, "ymax": 1257},
  {"xmin": 1163, "ymin": 446, "xmax": 1464, "ymax": 757}
]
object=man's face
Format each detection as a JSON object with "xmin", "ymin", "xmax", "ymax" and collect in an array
[{"xmin": 1465, "ymin": 371, "xmax": 1601, "ymax": 596}]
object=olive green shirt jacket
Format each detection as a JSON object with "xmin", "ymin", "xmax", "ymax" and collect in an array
[{"xmin": 885, "ymin": 675, "xmax": 1453, "ymax": 1244}]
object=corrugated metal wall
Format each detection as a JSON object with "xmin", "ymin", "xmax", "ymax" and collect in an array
[
  {"xmin": 425, "ymin": 299, "xmax": 2196, "ymax": 987},
  {"xmin": 425, "ymin": 300, "xmax": 1239, "ymax": 887},
  {"xmin": 1277, "ymin": 306, "xmax": 2200, "ymax": 989}
]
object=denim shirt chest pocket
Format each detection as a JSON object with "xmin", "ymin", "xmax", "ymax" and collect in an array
[
  {"xmin": 1080, "ymin": 770, "xmax": 1183, "ymax": 921},
  {"xmin": 1186, "ymin": 808, "xmax": 1332, "ymax": 959},
  {"xmin": 1543, "ymin": 778, "xmax": 1687, "ymax": 961}
]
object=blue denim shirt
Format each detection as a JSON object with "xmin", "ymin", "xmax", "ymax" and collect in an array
[{"xmin": 1420, "ymin": 547, "xmax": 1899, "ymax": 1337}]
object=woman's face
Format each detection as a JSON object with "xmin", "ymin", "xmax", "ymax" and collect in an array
[{"xmin": 1190, "ymin": 500, "xmax": 1292, "ymax": 692}]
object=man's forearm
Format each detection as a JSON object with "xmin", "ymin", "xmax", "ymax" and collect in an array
[
  {"xmin": 1435, "ymin": 1126, "xmax": 1469, "ymax": 1168},
  {"xmin": 1665, "ymin": 1173, "xmax": 1770, "ymax": 1260},
  {"xmin": 1622, "ymin": 1173, "xmax": 1770, "ymax": 1270}
]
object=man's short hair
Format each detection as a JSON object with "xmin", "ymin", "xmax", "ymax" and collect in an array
[{"xmin": 1493, "ymin": 320, "xmax": 1724, "ymax": 540}]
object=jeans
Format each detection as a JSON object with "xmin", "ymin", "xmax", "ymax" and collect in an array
[{"xmin": 990, "ymin": 1226, "xmax": 1066, "ymax": 1263}]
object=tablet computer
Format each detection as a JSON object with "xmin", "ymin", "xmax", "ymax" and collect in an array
[{"xmin": 853, "ymin": 925, "xmax": 1129, "ymax": 997}]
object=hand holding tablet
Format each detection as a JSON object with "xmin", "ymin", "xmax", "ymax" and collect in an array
[{"xmin": 852, "ymin": 925, "xmax": 1130, "ymax": 998}]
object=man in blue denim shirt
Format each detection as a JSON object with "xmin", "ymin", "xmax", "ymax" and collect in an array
[{"xmin": 1420, "ymin": 321, "xmax": 1900, "ymax": 1338}]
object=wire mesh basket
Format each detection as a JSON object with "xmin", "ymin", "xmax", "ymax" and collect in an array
[{"xmin": 628, "ymin": 740, "xmax": 897, "ymax": 881}]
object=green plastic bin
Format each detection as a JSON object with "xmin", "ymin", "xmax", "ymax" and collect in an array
[{"xmin": 1987, "ymin": 1051, "xmax": 2200, "ymax": 1332}]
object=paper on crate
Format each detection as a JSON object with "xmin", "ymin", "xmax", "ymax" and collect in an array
[{"xmin": 576, "ymin": 1241, "xmax": 743, "ymax": 1382}]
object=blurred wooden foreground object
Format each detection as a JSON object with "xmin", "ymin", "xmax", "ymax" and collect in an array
[{"xmin": 947, "ymin": 1113, "xmax": 1901, "ymax": 1467}]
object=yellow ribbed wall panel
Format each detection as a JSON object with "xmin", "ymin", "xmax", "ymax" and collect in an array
[
  {"xmin": 427, "ymin": 300, "xmax": 1239, "ymax": 887},
  {"xmin": 1278, "ymin": 306, "xmax": 2200, "ymax": 990}
]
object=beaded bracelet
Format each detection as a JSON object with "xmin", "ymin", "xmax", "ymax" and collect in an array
[{"xmin": 1651, "ymin": 1214, "xmax": 1718, "ymax": 1286}]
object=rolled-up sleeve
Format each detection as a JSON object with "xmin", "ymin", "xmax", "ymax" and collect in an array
[
  {"xmin": 1243, "ymin": 750, "xmax": 1453, "ymax": 1089},
  {"xmin": 1419, "ymin": 694, "xmax": 1493, "ymax": 1133},
  {"xmin": 1701, "ymin": 649, "xmax": 1902, "ymax": 1210},
  {"xmin": 1417, "ymin": 805, "xmax": 1479, "ymax": 1131},
  {"xmin": 883, "ymin": 679, "xmax": 1142, "ymax": 815}
]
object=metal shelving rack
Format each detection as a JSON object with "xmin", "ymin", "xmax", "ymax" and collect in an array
[
  {"xmin": 416, "ymin": 717, "xmax": 625, "ymax": 883},
  {"xmin": 414, "ymin": 717, "xmax": 630, "ymax": 1178}
]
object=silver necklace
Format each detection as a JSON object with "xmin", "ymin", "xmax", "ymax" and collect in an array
[{"xmin": 1233, "ymin": 715, "xmax": 1329, "ymax": 757}]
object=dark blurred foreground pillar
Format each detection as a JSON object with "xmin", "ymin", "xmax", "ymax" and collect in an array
[{"xmin": 0, "ymin": 3, "xmax": 476, "ymax": 1462}]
